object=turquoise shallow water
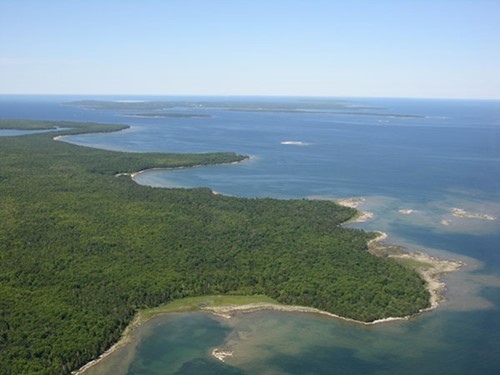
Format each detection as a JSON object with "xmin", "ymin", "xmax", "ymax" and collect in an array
[
  {"xmin": 85, "ymin": 308, "xmax": 500, "ymax": 375},
  {"xmin": 1, "ymin": 96, "xmax": 499, "ymax": 374}
]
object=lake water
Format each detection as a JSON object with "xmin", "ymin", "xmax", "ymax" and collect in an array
[{"xmin": 1, "ymin": 95, "xmax": 499, "ymax": 374}]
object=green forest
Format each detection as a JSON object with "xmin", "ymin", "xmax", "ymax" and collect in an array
[{"xmin": 0, "ymin": 120, "xmax": 429, "ymax": 374}]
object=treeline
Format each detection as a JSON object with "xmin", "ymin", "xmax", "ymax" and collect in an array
[{"xmin": 0, "ymin": 120, "xmax": 429, "ymax": 374}]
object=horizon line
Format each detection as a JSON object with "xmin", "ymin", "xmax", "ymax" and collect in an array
[{"xmin": 1, "ymin": 93, "xmax": 499, "ymax": 101}]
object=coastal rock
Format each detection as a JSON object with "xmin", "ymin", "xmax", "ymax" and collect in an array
[
  {"xmin": 212, "ymin": 348, "xmax": 234, "ymax": 362},
  {"xmin": 451, "ymin": 208, "xmax": 496, "ymax": 220}
]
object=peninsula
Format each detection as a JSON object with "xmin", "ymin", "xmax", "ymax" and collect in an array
[{"xmin": 1, "ymin": 119, "xmax": 432, "ymax": 375}]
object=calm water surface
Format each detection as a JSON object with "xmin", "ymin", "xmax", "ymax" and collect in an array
[{"xmin": 1, "ymin": 96, "xmax": 499, "ymax": 374}]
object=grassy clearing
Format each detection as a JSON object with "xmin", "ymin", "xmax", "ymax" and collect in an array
[
  {"xmin": 393, "ymin": 257, "xmax": 434, "ymax": 270},
  {"xmin": 139, "ymin": 295, "xmax": 278, "ymax": 320}
]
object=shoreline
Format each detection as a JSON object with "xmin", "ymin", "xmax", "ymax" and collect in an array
[
  {"xmin": 394, "ymin": 252, "xmax": 464, "ymax": 309},
  {"xmin": 72, "ymin": 295, "xmax": 277, "ymax": 375},
  {"xmin": 202, "ymin": 301, "xmax": 410, "ymax": 325},
  {"xmin": 307, "ymin": 196, "xmax": 374, "ymax": 223},
  {"xmin": 366, "ymin": 232, "xmax": 465, "ymax": 310},
  {"xmin": 122, "ymin": 156, "xmax": 252, "ymax": 183},
  {"xmin": 335, "ymin": 197, "xmax": 464, "ymax": 310},
  {"xmin": 335, "ymin": 197, "xmax": 374, "ymax": 223},
  {"xmin": 72, "ymin": 314, "xmax": 142, "ymax": 375}
]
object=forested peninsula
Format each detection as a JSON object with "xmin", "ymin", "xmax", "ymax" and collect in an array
[{"xmin": 0, "ymin": 120, "xmax": 429, "ymax": 374}]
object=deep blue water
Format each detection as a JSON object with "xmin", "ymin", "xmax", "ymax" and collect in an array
[{"xmin": 1, "ymin": 95, "xmax": 499, "ymax": 374}]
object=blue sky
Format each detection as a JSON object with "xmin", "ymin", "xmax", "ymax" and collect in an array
[{"xmin": 1, "ymin": 0, "xmax": 499, "ymax": 99}]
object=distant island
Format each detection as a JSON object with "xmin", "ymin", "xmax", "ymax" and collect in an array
[
  {"xmin": 65, "ymin": 98, "xmax": 373, "ymax": 111},
  {"xmin": 1, "ymin": 119, "xmax": 435, "ymax": 374},
  {"xmin": 66, "ymin": 99, "xmax": 423, "ymax": 119},
  {"xmin": 122, "ymin": 113, "xmax": 211, "ymax": 119},
  {"xmin": 229, "ymin": 108, "xmax": 424, "ymax": 118}
]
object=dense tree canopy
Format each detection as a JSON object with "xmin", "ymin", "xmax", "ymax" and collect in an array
[{"xmin": 0, "ymin": 120, "xmax": 429, "ymax": 374}]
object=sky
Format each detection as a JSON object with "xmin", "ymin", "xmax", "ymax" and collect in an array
[{"xmin": 1, "ymin": 0, "xmax": 499, "ymax": 99}]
